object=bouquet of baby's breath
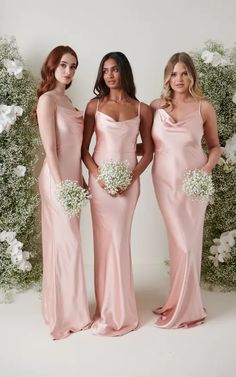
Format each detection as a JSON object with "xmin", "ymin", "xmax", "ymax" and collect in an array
[
  {"xmin": 183, "ymin": 169, "xmax": 215, "ymax": 202},
  {"xmin": 56, "ymin": 180, "xmax": 90, "ymax": 217},
  {"xmin": 97, "ymin": 160, "xmax": 132, "ymax": 195}
]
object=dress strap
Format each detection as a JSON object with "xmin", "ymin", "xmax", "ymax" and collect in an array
[
  {"xmin": 96, "ymin": 99, "xmax": 100, "ymax": 111},
  {"xmin": 138, "ymin": 101, "xmax": 141, "ymax": 117},
  {"xmin": 199, "ymin": 100, "xmax": 202, "ymax": 114}
]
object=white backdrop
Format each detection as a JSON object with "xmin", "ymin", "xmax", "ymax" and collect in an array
[{"xmin": 1, "ymin": 0, "xmax": 235, "ymax": 264}]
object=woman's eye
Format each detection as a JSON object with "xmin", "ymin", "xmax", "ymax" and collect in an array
[{"xmin": 60, "ymin": 63, "xmax": 66, "ymax": 68}]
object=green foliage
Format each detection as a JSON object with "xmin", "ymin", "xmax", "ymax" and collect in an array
[
  {"xmin": 193, "ymin": 41, "xmax": 236, "ymax": 290},
  {"xmin": 0, "ymin": 37, "xmax": 41, "ymax": 301}
]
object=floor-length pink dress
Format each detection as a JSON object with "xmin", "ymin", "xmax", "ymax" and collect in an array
[
  {"xmin": 39, "ymin": 105, "xmax": 91, "ymax": 339},
  {"xmin": 89, "ymin": 101, "xmax": 140, "ymax": 336},
  {"xmin": 152, "ymin": 103, "xmax": 207, "ymax": 328}
]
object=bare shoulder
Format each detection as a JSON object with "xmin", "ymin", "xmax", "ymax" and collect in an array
[
  {"xmin": 200, "ymin": 99, "xmax": 216, "ymax": 121},
  {"xmin": 37, "ymin": 92, "xmax": 56, "ymax": 110},
  {"xmin": 201, "ymin": 99, "xmax": 215, "ymax": 111},
  {"xmin": 140, "ymin": 101, "xmax": 151, "ymax": 115},
  {"xmin": 150, "ymin": 98, "xmax": 165, "ymax": 111},
  {"xmin": 85, "ymin": 98, "xmax": 98, "ymax": 115}
]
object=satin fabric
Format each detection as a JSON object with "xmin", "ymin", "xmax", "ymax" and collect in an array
[
  {"xmin": 39, "ymin": 105, "xmax": 91, "ymax": 339},
  {"xmin": 89, "ymin": 109, "xmax": 140, "ymax": 336},
  {"xmin": 152, "ymin": 106, "xmax": 207, "ymax": 328}
]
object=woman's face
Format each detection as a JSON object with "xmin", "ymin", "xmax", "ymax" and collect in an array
[
  {"xmin": 169, "ymin": 62, "xmax": 191, "ymax": 94},
  {"xmin": 54, "ymin": 53, "xmax": 77, "ymax": 86},
  {"xmin": 102, "ymin": 58, "xmax": 121, "ymax": 90}
]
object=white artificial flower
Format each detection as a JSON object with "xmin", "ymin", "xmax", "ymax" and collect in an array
[
  {"xmin": 6, "ymin": 239, "xmax": 23, "ymax": 255},
  {"xmin": 0, "ymin": 104, "xmax": 23, "ymax": 133},
  {"xmin": 208, "ymin": 254, "xmax": 219, "ymax": 267},
  {"xmin": 201, "ymin": 50, "xmax": 228, "ymax": 67},
  {"xmin": 3, "ymin": 59, "xmax": 24, "ymax": 79},
  {"xmin": 220, "ymin": 231, "xmax": 235, "ymax": 247},
  {"xmin": 4, "ymin": 231, "xmax": 16, "ymax": 244},
  {"xmin": 0, "ymin": 231, "xmax": 8, "ymax": 242},
  {"xmin": 14, "ymin": 165, "xmax": 26, "ymax": 177},
  {"xmin": 18, "ymin": 260, "xmax": 32, "ymax": 272},
  {"xmin": 233, "ymin": 92, "xmax": 236, "ymax": 104},
  {"xmin": 211, "ymin": 52, "xmax": 223, "ymax": 67},
  {"xmin": 22, "ymin": 251, "xmax": 30, "ymax": 260},
  {"xmin": 209, "ymin": 229, "xmax": 236, "ymax": 267},
  {"xmin": 14, "ymin": 106, "xmax": 23, "ymax": 116},
  {"xmin": 201, "ymin": 50, "xmax": 214, "ymax": 64},
  {"xmin": 11, "ymin": 251, "xmax": 23, "ymax": 265},
  {"xmin": 225, "ymin": 134, "xmax": 236, "ymax": 157}
]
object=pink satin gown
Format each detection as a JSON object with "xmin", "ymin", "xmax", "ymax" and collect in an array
[
  {"xmin": 89, "ymin": 102, "xmax": 140, "ymax": 336},
  {"xmin": 152, "ymin": 103, "xmax": 207, "ymax": 328},
  {"xmin": 39, "ymin": 105, "xmax": 91, "ymax": 339}
]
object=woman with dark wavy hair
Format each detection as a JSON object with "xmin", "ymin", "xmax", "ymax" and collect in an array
[
  {"xmin": 82, "ymin": 51, "xmax": 153, "ymax": 336},
  {"xmin": 37, "ymin": 46, "xmax": 91, "ymax": 339},
  {"xmin": 151, "ymin": 52, "xmax": 220, "ymax": 329}
]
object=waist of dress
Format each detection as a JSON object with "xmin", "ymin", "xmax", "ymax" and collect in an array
[{"xmin": 94, "ymin": 147, "xmax": 136, "ymax": 154}]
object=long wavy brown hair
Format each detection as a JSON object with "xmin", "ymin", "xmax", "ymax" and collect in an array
[
  {"xmin": 161, "ymin": 52, "xmax": 204, "ymax": 109},
  {"xmin": 33, "ymin": 46, "xmax": 78, "ymax": 121},
  {"xmin": 36, "ymin": 45, "xmax": 78, "ymax": 99}
]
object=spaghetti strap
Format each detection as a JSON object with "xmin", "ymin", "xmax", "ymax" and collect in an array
[
  {"xmin": 96, "ymin": 99, "xmax": 100, "ymax": 111},
  {"xmin": 138, "ymin": 101, "xmax": 141, "ymax": 117},
  {"xmin": 199, "ymin": 100, "xmax": 202, "ymax": 114}
]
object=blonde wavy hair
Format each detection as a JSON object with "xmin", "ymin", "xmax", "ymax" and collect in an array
[{"xmin": 161, "ymin": 52, "xmax": 204, "ymax": 109}]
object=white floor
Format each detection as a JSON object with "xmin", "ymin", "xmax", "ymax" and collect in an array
[{"xmin": 0, "ymin": 264, "xmax": 235, "ymax": 377}]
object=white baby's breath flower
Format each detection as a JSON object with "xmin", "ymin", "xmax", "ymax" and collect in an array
[
  {"xmin": 182, "ymin": 169, "xmax": 214, "ymax": 202},
  {"xmin": 97, "ymin": 160, "xmax": 133, "ymax": 195},
  {"xmin": 56, "ymin": 180, "xmax": 90, "ymax": 217},
  {"xmin": 3, "ymin": 59, "xmax": 24, "ymax": 79},
  {"xmin": 14, "ymin": 165, "xmax": 26, "ymax": 177}
]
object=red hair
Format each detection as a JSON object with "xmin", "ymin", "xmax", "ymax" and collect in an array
[{"xmin": 37, "ymin": 45, "xmax": 78, "ymax": 98}]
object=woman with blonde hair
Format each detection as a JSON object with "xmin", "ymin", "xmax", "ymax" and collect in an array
[{"xmin": 151, "ymin": 52, "xmax": 220, "ymax": 328}]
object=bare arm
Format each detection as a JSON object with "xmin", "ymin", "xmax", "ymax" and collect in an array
[
  {"xmin": 201, "ymin": 101, "xmax": 221, "ymax": 174},
  {"xmin": 136, "ymin": 99, "xmax": 162, "ymax": 156},
  {"xmin": 81, "ymin": 100, "xmax": 98, "ymax": 177},
  {"xmin": 82, "ymin": 100, "xmax": 106, "ymax": 190},
  {"xmin": 37, "ymin": 94, "xmax": 61, "ymax": 184},
  {"xmin": 131, "ymin": 103, "xmax": 154, "ymax": 181}
]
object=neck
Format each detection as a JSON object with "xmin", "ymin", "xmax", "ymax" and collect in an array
[
  {"xmin": 54, "ymin": 83, "xmax": 66, "ymax": 96},
  {"xmin": 172, "ymin": 92, "xmax": 192, "ymax": 104},
  {"xmin": 108, "ymin": 89, "xmax": 129, "ymax": 103}
]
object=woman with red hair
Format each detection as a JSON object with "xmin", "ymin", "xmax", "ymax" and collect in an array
[{"xmin": 37, "ymin": 46, "xmax": 91, "ymax": 339}]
